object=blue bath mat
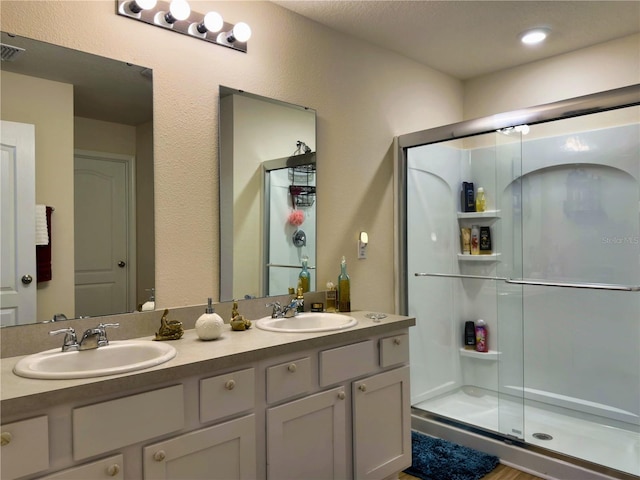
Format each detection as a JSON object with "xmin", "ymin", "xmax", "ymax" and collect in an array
[{"xmin": 404, "ymin": 431, "xmax": 500, "ymax": 480}]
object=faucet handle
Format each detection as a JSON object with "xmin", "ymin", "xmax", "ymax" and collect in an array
[
  {"xmin": 96, "ymin": 323, "xmax": 119, "ymax": 346},
  {"xmin": 49, "ymin": 327, "xmax": 79, "ymax": 352},
  {"xmin": 266, "ymin": 302, "xmax": 282, "ymax": 318}
]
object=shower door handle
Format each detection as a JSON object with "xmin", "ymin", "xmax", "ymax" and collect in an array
[{"xmin": 505, "ymin": 279, "xmax": 640, "ymax": 291}]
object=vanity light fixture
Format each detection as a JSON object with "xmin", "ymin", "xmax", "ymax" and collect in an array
[
  {"xmin": 520, "ymin": 28, "xmax": 550, "ymax": 45},
  {"xmin": 116, "ymin": 0, "xmax": 251, "ymax": 53}
]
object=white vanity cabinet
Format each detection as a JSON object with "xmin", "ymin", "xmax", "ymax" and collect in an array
[
  {"xmin": 1, "ymin": 316, "xmax": 414, "ymax": 480},
  {"xmin": 265, "ymin": 332, "xmax": 411, "ymax": 480}
]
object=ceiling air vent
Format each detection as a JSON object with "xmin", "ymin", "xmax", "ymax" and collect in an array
[{"xmin": 1, "ymin": 43, "xmax": 25, "ymax": 62}]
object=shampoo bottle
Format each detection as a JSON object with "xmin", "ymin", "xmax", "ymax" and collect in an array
[
  {"xmin": 464, "ymin": 321, "xmax": 476, "ymax": 349},
  {"xmin": 298, "ymin": 256, "xmax": 310, "ymax": 293},
  {"xmin": 338, "ymin": 256, "xmax": 351, "ymax": 312},
  {"xmin": 476, "ymin": 187, "xmax": 486, "ymax": 212},
  {"xmin": 475, "ymin": 319, "xmax": 488, "ymax": 352},
  {"xmin": 195, "ymin": 298, "xmax": 224, "ymax": 340}
]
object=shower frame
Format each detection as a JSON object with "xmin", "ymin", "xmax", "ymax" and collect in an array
[{"xmin": 394, "ymin": 83, "xmax": 640, "ymax": 479}]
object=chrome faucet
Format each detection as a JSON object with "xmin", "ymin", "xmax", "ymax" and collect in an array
[
  {"xmin": 49, "ymin": 327, "xmax": 79, "ymax": 352},
  {"xmin": 267, "ymin": 300, "xmax": 300, "ymax": 319},
  {"xmin": 50, "ymin": 323, "xmax": 119, "ymax": 352}
]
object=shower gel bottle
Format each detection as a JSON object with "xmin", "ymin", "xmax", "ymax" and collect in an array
[
  {"xmin": 338, "ymin": 256, "xmax": 351, "ymax": 312},
  {"xmin": 475, "ymin": 319, "xmax": 488, "ymax": 352}
]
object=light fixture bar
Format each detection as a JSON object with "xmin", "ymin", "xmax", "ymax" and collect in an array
[{"xmin": 116, "ymin": 0, "xmax": 250, "ymax": 53}]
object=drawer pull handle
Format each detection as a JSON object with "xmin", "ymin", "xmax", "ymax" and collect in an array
[
  {"xmin": 358, "ymin": 384, "xmax": 367, "ymax": 392},
  {"xmin": 337, "ymin": 391, "xmax": 346, "ymax": 400},
  {"xmin": 393, "ymin": 338, "xmax": 402, "ymax": 345},
  {"xmin": 106, "ymin": 464, "xmax": 121, "ymax": 476},
  {"xmin": 225, "ymin": 379, "xmax": 236, "ymax": 390},
  {"xmin": 0, "ymin": 432, "xmax": 12, "ymax": 446},
  {"xmin": 154, "ymin": 450, "xmax": 166, "ymax": 462},
  {"xmin": 288, "ymin": 363, "xmax": 297, "ymax": 373}
]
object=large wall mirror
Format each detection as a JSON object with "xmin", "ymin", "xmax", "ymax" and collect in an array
[
  {"xmin": 219, "ymin": 87, "xmax": 316, "ymax": 301},
  {"xmin": 0, "ymin": 32, "xmax": 155, "ymax": 327}
]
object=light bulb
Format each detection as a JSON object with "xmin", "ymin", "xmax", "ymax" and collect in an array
[
  {"xmin": 231, "ymin": 22, "xmax": 251, "ymax": 42},
  {"xmin": 126, "ymin": 0, "xmax": 157, "ymax": 14},
  {"xmin": 203, "ymin": 12, "xmax": 224, "ymax": 32},
  {"xmin": 169, "ymin": 0, "xmax": 190, "ymax": 21},
  {"xmin": 521, "ymin": 28, "xmax": 549, "ymax": 45},
  {"xmin": 135, "ymin": 0, "xmax": 157, "ymax": 9}
]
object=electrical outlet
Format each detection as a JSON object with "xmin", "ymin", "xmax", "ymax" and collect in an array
[{"xmin": 358, "ymin": 232, "xmax": 368, "ymax": 259}]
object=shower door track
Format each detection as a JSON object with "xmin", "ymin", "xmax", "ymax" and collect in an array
[{"xmin": 414, "ymin": 273, "xmax": 640, "ymax": 292}]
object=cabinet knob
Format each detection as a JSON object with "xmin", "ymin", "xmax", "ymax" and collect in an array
[
  {"xmin": 106, "ymin": 464, "xmax": 121, "ymax": 476},
  {"xmin": 337, "ymin": 391, "xmax": 346, "ymax": 400},
  {"xmin": 287, "ymin": 363, "xmax": 297, "ymax": 373},
  {"xmin": 0, "ymin": 432, "xmax": 12, "ymax": 446},
  {"xmin": 358, "ymin": 384, "xmax": 367, "ymax": 392},
  {"xmin": 225, "ymin": 379, "xmax": 236, "ymax": 390},
  {"xmin": 153, "ymin": 450, "xmax": 166, "ymax": 462},
  {"xmin": 393, "ymin": 338, "xmax": 401, "ymax": 345}
]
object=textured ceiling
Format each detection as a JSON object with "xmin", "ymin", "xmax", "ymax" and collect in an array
[{"xmin": 272, "ymin": 0, "xmax": 640, "ymax": 80}]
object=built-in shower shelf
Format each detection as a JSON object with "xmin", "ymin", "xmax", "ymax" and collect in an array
[
  {"xmin": 459, "ymin": 348, "xmax": 501, "ymax": 360},
  {"xmin": 458, "ymin": 253, "xmax": 500, "ymax": 262},
  {"xmin": 457, "ymin": 210, "xmax": 500, "ymax": 219}
]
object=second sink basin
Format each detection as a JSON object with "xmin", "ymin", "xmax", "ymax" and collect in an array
[
  {"xmin": 13, "ymin": 340, "xmax": 177, "ymax": 380},
  {"xmin": 255, "ymin": 312, "xmax": 357, "ymax": 333}
]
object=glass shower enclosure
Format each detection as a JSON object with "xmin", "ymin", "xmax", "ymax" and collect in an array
[{"xmin": 395, "ymin": 85, "xmax": 640, "ymax": 478}]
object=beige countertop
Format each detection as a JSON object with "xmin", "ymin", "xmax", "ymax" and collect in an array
[{"xmin": 1, "ymin": 311, "xmax": 415, "ymax": 420}]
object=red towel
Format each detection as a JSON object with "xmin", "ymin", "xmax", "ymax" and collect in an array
[{"xmin": 36, "ymin": 206, "xmax": 53, "ymax": 282}]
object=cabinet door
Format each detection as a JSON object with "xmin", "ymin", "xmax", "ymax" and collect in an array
[
  {"xmin": 267, "ymin": 387, "xmax": 347, "ymax": 480},
  {"xmin": 353, "ymin": 366, "xmax": 411, "ymax": 480},
  {"xmin": 143, "ymin": 414, "xmax": 255, "ymax": 480}
]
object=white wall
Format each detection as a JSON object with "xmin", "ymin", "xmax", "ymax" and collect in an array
[
  {"xmin": 464, "ymin": 33, "xmax": 640, "ymax": 119},
  {"xmin": 1, "ymin": 0, "xmax": 462, "ymax": 313}
]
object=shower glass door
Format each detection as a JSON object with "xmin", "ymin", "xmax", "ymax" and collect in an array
[{"xmin": 405, "ymin": 130, "xmax": 526, "ymax": 439}]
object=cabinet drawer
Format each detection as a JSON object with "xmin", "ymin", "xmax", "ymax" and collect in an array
[
  {"xmin": 266, "ymin": 357, "xmax": 312, "ymax": 404},
  {"xmin": 38, "ymin": 454, "xmax": 124, "ymax": 479},
  {"xmin": 73, "ymin": 385, "xmax": 184, "ymax": 461},
  {"xmin": 380, "ymin": 334, "xmax": 409, "ymax": 367},
  {"xmin": 200, "ymin": 367, "xmax": 255, "ymax": 423},
  {"xmin": 0, "ymin": 415, "xmax": 49, "ymax": 479},
  {"xmin": 319, "ymin": 340, "xmax": 375, "ymax": 387}
]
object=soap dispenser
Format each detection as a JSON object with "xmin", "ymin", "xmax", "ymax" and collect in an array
[{"xmin": 195, "ymin": 298, "xmax": 224, "ymax": 340}]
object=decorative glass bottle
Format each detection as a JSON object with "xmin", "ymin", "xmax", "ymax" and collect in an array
[
  {"xmin": 338, "ymin": 256, "xmax": 351, "ymax": 312},
  {"xmin": 298, "ymin": 256, "xmax": 310, "ymax": 293}
]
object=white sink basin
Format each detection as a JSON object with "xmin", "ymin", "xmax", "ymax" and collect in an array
[
  {"xmin": 255, "ymin": 312, "xmax": 357, "ymax": 333},
  {"xmin": 13, "ymin": 341, "xmax": 177, "ymax": 380}
]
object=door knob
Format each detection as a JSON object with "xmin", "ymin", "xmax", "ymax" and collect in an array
[
  {"xmin": 118, "ymin": 261, "xmax": 126, "ymax": 268},
  {"xmin": 21, "ymin": 274, "xmax": 33, "ymax": 285}
]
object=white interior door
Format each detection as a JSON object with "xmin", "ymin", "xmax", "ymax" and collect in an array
[
  {"xmin": 74, "ymin": 150, "xmax": 134, "ymax": 317},
  {"xmin": 1, "ymin": 120, "xmax": 36, "ymax": 326}
]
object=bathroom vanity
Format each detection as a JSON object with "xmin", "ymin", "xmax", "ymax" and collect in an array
[{"xmin": 1, "ymin": 311, "xmax": 414, "ymax": 480}]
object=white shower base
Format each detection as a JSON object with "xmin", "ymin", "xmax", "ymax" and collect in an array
[{"xmin": 414, "ymin": 387, "xmax": 639, "ymax": 477}]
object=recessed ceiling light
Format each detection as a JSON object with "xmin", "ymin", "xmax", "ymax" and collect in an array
[{"xmin": 520, "ymin": 28, "xmax": 550, "ymax": 45}]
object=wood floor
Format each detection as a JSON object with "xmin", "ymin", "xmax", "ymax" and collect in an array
[{"xmin": 399, "ymin": 463, "xmax": 544, "ymax": 479}]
